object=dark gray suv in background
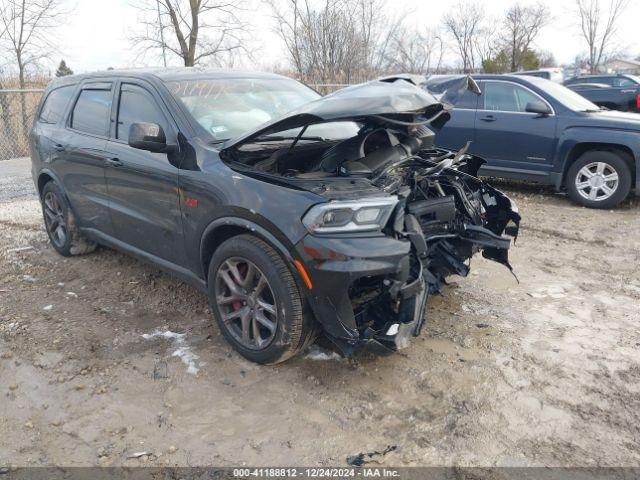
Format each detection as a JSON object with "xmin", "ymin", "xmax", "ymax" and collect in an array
[{"xmin": 30, "ymin": 68, "xmax": 519, "ymax": 363}]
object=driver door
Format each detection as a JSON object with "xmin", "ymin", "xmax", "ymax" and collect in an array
[{"xmin": 473, "ymin": 80, "xmax": 558, "ymax": 179}]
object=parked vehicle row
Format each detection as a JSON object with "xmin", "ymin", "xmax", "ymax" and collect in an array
[
  {"xmin": 418, "ymin": 74, "xmax": 639, "ymax": 208},
  {"xmin": 30, "ymin": 69, "xmax": 519, "ymax": 363},
  {"xmin": 564, "ymin": 74, "xmax": 640, "ymax": 113}
]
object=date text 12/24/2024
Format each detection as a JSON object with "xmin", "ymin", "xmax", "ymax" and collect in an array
[{"xmin": 232, "ymin": 468, "xmax": 401, "ymax": 478}]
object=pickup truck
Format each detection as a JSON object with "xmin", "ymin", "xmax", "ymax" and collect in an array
[
  {"xmin": 417, "ymin": 74, "xmax": 640, "ymax": 208},
  {"xmin": 564, "ymin": 74, "xmax": 640, "ymax": 112}
]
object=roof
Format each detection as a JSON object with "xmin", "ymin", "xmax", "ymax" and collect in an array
[{"xmin": 48, "ymin": 67, "xmax": 290, "ymax": 87}]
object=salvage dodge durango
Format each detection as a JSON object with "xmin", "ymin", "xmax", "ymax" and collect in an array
[{"xmin": 30, "ymin": 68, "xmax": 520, "ymax": 364}]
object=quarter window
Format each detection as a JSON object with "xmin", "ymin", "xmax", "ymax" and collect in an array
[
  {"xmin": 482, "ymin": 82, "xmax": 546, "ymax": 113},
  {"xmin": 39, "ymin": 85, "xmax": 75, "ymax": 124},
  {"xmin": 71, "ymin": 87, "xmax": 113, "ymax": 136},
  {"xmin": 116, "ymin": 84, "xmax": 167, "ymax": 142}
]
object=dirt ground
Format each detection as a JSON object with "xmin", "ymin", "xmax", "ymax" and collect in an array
[{"xmin": 1, "ymin": 157, "xmax": 639, "ymax": 468}]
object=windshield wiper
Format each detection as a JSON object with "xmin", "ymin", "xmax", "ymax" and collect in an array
[
  {"xmin": 209, "ymin": 138, "xmax": 230, "ymax": 145},
  {"xmin": 257, "ymin": 135, "xmax": 326, "ymax": 142}
]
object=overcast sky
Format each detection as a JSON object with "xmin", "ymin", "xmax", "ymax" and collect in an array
[{"xmin": 50, "ymin": 0, "xmax": 640, "ymax": 74}]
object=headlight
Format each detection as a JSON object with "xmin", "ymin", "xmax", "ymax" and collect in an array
[{"xmin": 302, "ymin": 197, "xmax": 398, "ymax": 234}]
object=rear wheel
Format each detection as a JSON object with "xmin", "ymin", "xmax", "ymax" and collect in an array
[
  {"xmin": 207, "ymin": 234, "xmax": 317, "ymax": 364},
  {"xmin": 566, "ymin": 151, "xmax": 632, "ymax": 208},
  {"xmin": 41, "ymin": 181, "xmax": 96, "ymax": 256}
]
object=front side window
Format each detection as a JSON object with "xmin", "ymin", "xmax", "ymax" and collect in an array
[
  {"xmin": 70, "ymin": 86, "xmax": 113, "ymax": 136},
  {"xmin": 116, "ymin": 84, "xmax": 167, "ymax": 141},
  {"xmin": 165, "ymin": 78, "xmax": 320, "ymax": 141},
  {"xmin": 482, "ymin": 82, "xmax": 544, "ymax": 112},
  {"xmin": 39, "ymin": 85, "xmax": 75, "ymax": 124}
]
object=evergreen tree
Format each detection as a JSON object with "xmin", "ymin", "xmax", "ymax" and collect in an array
[{"xmin": 55, "ymin": 60, "xmax": 73, "ymax": 77}]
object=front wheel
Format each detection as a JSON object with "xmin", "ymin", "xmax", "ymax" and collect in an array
[
  {"xmin": 207, "ymin": 234, "xmax": 317, "ymax": 364},
  {"xmin": 566, "ymin": 151, "xmax": 632, "ymax": 209}
]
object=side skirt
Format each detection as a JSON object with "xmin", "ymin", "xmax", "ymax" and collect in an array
[{"xmin": 81, "ymin": 228, "xmax": 208, "ymax": 294}]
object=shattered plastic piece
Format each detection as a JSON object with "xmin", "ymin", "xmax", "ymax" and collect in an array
[
  {"xmin": 346, "ymin": 445, "xmax": 398, "ymax": 466},
  {"xmin": 127, "ymin": 452, "xmax": 151, "ymax": 459}
]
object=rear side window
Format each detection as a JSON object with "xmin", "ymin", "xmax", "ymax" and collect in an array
[
  {"xmin": 39, "ymin": 85, "xmax": 75, "ymax": 124},
  {"xmin": 71, "ymin": 87, "xmax": 113, "ymax": 136},
  {"xmin": 115, "ymin": 84, "xmax": 167, "ymax": 142}
]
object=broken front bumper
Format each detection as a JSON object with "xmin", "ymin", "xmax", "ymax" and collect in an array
[
  {"xmin": 293, "ymin": 233, "xmax": 427, "ymax": 355},
  {"xmin": 292, "ymin": 190, "xmax": 520, "ymax": 357}
]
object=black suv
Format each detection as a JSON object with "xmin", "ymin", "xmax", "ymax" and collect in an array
[{"xmin": 30, "ymin": 68, "xmax": 519, "ymax": 363}]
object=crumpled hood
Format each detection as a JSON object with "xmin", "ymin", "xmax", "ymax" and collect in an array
[{"xmin": 221, "ymin": 80, "xmax": 444, "ymax": 150}]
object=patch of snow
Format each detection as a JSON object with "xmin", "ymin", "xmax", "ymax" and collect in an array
[
  {"xmin": 141, "ymin": 329, "xmax": 199, "ymax": 375},
  {"xmin": 305, "ymin": 345, "xmax": 342, "ymax": 361}
]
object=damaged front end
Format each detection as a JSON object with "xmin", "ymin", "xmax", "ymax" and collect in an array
[{"xmin": 220, "ymin": 79, "xmax": 521, "ymax": 356}]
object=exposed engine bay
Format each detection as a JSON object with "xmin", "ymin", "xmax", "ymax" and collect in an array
[{"xmin": 220, "ymin": 79, "xmax": 521, "ymax": 355}]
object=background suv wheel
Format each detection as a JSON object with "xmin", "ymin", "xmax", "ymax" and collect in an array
[
  {"xmin": 566, "ymin": 151, "xmax": 632, "ymax": 209},
  {"xmin": 207, "ymin": 234, "xmax": 317, "ymax": 364},
  {"xmin": 41, "ymin": 181, "xmax": 97, "ymax": 256}
]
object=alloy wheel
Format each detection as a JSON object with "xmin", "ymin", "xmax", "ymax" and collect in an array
[
  {"xmin": 574, "ymin": 161, "xmax": 619, "ymax": 202},
  {"xmin": 43, "ymin": 191, "xmax": 68, "ymax": 248},
  {"xmin": 214, "ymin": 257, "xmax": 278, "ymax": 350}
]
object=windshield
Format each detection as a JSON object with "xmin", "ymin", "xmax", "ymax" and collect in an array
[
  {"xmin": 537, "ymin": 79, "xmax": 600, "ymax": 111},
  {"xmin": 166, "ymin": 78, "xmax": 321, "ymax": 141}
]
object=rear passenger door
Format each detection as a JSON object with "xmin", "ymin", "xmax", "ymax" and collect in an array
[
  {"xmin": 473, "ymin": 80, "xmax": 558, "ymax": 179},
  {"xmin": 56, "ymin": 82, "xmax": 115, "ymax": 235},
  {"xmin": 104, "ymin": 81, "xmax": 185, "ymax": 266}
]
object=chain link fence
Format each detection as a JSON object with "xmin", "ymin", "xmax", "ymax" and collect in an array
[{"xmin": 0, "ymin": 89, "xmax": 44, "ymax": 161}]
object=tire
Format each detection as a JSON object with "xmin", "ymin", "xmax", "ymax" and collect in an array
[
  {"xmin": 207, "ymin": 234, "xmax": 317, "ymax": 364},
  {"xmin": 41, "ymin": 181, "xmax": 97, "ymax": 256},
  {"xmin": 565, "ymin": 151, "xmax": 632, "ymax": 209}
]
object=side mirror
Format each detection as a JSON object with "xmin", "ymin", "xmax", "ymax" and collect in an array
[
  {"xmin": 525, "ymin": 101, "xmax": 551, "ymax": 116},
  {"xmin": 128, "ymin": 122, "xmax": 176, "ymax": 153}
]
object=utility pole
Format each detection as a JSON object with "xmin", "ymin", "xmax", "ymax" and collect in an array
[{"xmin": 156, "ymin": 0, "xmax": 167, "ymax": 67}]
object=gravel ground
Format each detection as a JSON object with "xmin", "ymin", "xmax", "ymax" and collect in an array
[{"xmin": 1, "ymin": 158, "xmax": 639, "ymax": 468}]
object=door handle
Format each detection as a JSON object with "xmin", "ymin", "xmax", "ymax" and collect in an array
[
  {"xmin": 105, "ymin": 157, "xmax": 123, "ymax": 167},
  {"xmin": 480, "ymin": 115, "xmax": 496, "ymax": 122},
  {"xmin": 53, "ymin": 144, "xmax": 66, "ymax": 152}
]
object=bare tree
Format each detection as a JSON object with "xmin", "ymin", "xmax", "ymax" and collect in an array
[
  {"xmin": 575, "ymin": 0, "xmax": 629, "ymax": 74},
  {"xmin": 384, "ymin": 27, "xmax": 444, "ymax": 74},
  {"xmin": 537, "ymin": 50, "xmax": 557, "ymax": 68},
  {"xmin": 0, "ymin": 0, "xmax": 64, "ymax": 141},
  {"xmin": 131, "ymin": 0, "xmax": 251, "ymax": 67},
  {"xmin": 267, "ymin": 0, "xmax": 397, "ymax": 86},
  {"xmin": 0, "ymin": 0, "xmax": 64, "ymax": 88},
  {"xmin": 501, "ymin": 3, "xmax": 550, "ymax": 71},
  {"xmin": 442, "ymin": 1, "xmax": 485, "ymax": 73}
]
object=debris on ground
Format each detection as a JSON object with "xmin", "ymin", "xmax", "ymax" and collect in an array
[{"xmin": 346, "ymin": 445, "xmax": 398, "ymax": 466}]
